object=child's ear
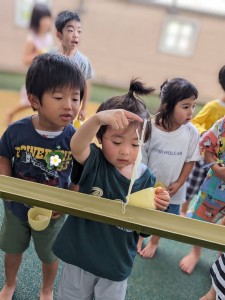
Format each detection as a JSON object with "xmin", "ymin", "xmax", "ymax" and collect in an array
[
  {"xmin": 56, "ymin": 31, "xmax": 62, "ymax": 40},
  {"xmin": 27, "ymin": 93, "xmax": 40, "ymax": 110},
  {"xmin": 162, "ymin": 103, "xmax": 167, "ymax": 111}
]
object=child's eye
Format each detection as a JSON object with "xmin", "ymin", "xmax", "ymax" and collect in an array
[
  {"xmin": 72, "ymin": 98, "xmax": 79, "ymax": 102},
  {"xmin": 132, "ymin": 144, "xmax": 139, "ymax": 147},
  {"xmin": 112, "ymin": 141, "xmax": 121, "ymax": 145},
  {"xmin": 182, "ymin": 106, "xmax": 190, "ymax": 110},
  {"xmin": 54, "ymin": 97, "xmax": 62, "ymax": 100}
]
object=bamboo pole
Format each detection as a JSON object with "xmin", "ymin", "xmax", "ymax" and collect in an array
[{"xmin": 0, "ymin": 175, "xmax": 224, "ymax": 251}]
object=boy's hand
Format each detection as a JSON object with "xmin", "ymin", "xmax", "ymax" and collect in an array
[
  {"xmin": 51, "ymin": 211, "xmax": 62, "ymax": 219},
  {"xmin": 96, "ymin": 109, "xmax": 143, "ymax": 129},
  {"xmin": 212, "ymin": 164, "xmax": 225, "ymax": 182},
  {"xmin": 78, "ymin": 109, "xmax": 86, "ymax": 122},
  {"xmin": 154, "ymin": 187, "xmax": 170, "ymax": 211}
]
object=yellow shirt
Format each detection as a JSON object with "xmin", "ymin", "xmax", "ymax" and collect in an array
[{"xmin": 192, "ymin": 99, "xmax": 225, "ymax": 135}]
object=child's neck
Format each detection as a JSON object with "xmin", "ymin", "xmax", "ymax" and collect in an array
[
  {"xmin": 116, "ymin": 164, "xmax": 134, "ymax": 179},
  {"xmin": 220, "ymin": 95, "xmax": 225, "ymax": 103},
  {"xmin": 36, "ymin": 29, "xmax": 49, "ymax": 38},
  {"xmin": 32, "ymin": 115, "xmax": 64, "ymax": 132},
  {"xmin": 61, "ymin": 45, "xmax": 77, "ymax": 58},
  {"xmin": 155, "ymin": 122, "xmax": 181, "ymax": 132}
]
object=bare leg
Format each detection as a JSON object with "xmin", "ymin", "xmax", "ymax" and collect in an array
[
  {"xmin": 0, "ymin": 253, "xmax": 23, "ymax": 300},
  {"xmin": 137, "ymin": 236, "xmax": 144, "ymax": 253},
  {"xmin": 139, "ymin": 235, "xmax": 160, "ymax": 258},
  {"xmin": 199, "ymin": 286, "xmax": 216, "ymax": 300},
  {"xmin": 40, "ymin": 260, "xmax": 59, "ymax": 300},
  {"xmin": 219, "ymin": 216, "xmax": 225, "ymax": 226},
  {"xmin": 179, "ymin": 245, "xmax": 201, "ymax": 274},
  {"xmin": 217, "ymin": 216, "xmax": 225, "ymax": 257},
  {"xmin": 180, "ymin": 201, "xmax": 190, "ymax": 217}
]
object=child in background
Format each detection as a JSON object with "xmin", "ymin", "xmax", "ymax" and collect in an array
[
  {"xmin": 0, "ymin": 53, "xmax": 85, "ymax": 300},
  {"xmin": 52, "ymin": 79, "xmax": 170, "ymax": 300},
  {"xmin": 181, "ymin": 65, "xmax": 225, "ymax": 217},
  {"xmin": 180, "ymin": 116, "xmax": 225, "ymax": 275},
  {"xmin": 200, "ymin": 253, "xmax": 225, "ymax": 300},
  {"xmin": 55, "ymin": 10, "xmax": 93, "ymax": 122},
  {"xmin": 5, "ymin": 3, "xmax": 53, "ymax": 125},
  {"xmin": 137, "ymin": 78, "xmax": 201, "ymax": 258}
]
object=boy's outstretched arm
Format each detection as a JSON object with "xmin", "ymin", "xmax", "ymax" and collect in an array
[{"xmin": 70, "ymin": 109, "xmax": 143, "ymax": 165}]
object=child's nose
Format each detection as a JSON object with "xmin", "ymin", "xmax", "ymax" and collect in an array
[
  {"xmin": 74, "ymin": 31, "xmax": 79, "ymax": 37},
  {"xmin": 63, "ymin": 98, "xmax": 73, "ymax": 109},
  {"xmin": 120, "ymin": 146, "xmax": 129, "ymax": 155},
  {"xmin": 188, "ymin": 108, "xmax": 194, "ymax": 116}
]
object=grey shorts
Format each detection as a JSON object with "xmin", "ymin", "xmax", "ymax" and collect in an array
[
  {"xmin": 0, "ymin": 205, "xmax": 65, "ymax": 263},
  {"xmin": 57, "ymin": 263, "xmax": 128, "ymax": 300}
]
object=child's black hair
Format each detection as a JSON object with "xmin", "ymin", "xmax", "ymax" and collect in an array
[
  {"xmin": 219, "ymin": 65, "xmax": 225, "ymax": 91},
  {"xmin": 156, "ymin": 78, "xmax": 198, "ymax": 130},
  {"xmin": 26, "ymin": 53, "xmax": 86, "ymax": 107},
  {"xmin": 96, "ymin": 78, "xmax": 154, "ymax": 142},
  {"xmin": 55, "ymin": 11, "xmax": 80, "ymax": 33},
  {"xmin": 29, "ymin": 3, "xmax": 51, "ymax": 33}
]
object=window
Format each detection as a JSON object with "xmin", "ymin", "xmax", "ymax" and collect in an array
[
  {"xmin": 158, "ymin": 15, "xmax": 199, "ymax": 57},
  {"xmin": 133, "ymin": 0, "xmax": 225, "ymax": 17}
]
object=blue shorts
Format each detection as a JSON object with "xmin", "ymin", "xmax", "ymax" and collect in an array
[{"xmin": 168, "ymin": 204, "xmax": 180, "ymax": 215}]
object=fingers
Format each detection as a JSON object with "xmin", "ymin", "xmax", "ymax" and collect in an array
[
  {"xmin": 97, "ymin": 109, "xmax": 143, "ymax": 130},
  {"xmin": 51, "ymin": 211, "xmax": 61, "ymax": 219},
  {"xmin": 111, "ymin": 110, "xmax": 143, "ymax": 129},
  {"xmin": 155, "ymin": 197, "xmax": 170, "ymax": 211},
  {"xmin": 155, "ymin": 187, "xmax": 164, "ymax": 194},
  {"xmin": 78, "ymin": 112, "xmax": 86, "ymax": 122},
  {"xmin": 154, "ymin": 187, "xmax": 170, "ymax": 211},
  {"xmin": 123, "ymin": 110, "xmax": 143, "ymax": 123},
  {"xmin": 113, "ymin": 114, "xmax": 129, "ymax": 129}
]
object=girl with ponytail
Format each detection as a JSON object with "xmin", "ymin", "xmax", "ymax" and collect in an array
[{"xmin": 53, "ymin": 78, "xmax": 170, "ymax": 300}]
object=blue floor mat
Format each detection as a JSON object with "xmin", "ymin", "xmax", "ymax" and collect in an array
[{"xmin": 0, "ymin": 200, "xmax": 216, "ymax": 300}]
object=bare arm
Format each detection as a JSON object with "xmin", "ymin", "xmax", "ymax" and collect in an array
[
  {"xmin": 205, "ymin": 150, "xmax": 225, "ymax": 182},
  {"xmin": 167, "ymin": 161, "xmax": 195, "ymax": 196},
  {"xmin": 78, "ymin": 79, "xmax": 91, "ymax": 121},
  {"xmin": 69, "ymin": 182, "xmax": 80, "ymax": 192},
  {"xmin": 70, "ymin": 109, "xmax": 143, "ymax": 165},
  {"xmin": 0, "ymin": 156, "xmax": 12, "ymax": 176},
  {"xmin": 23, "ymin": 39, "xmax": 42, "ymax": 66},
  {"xmin": 0, "ymin": 156, "xmax": 12, "ymax": 201}
]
